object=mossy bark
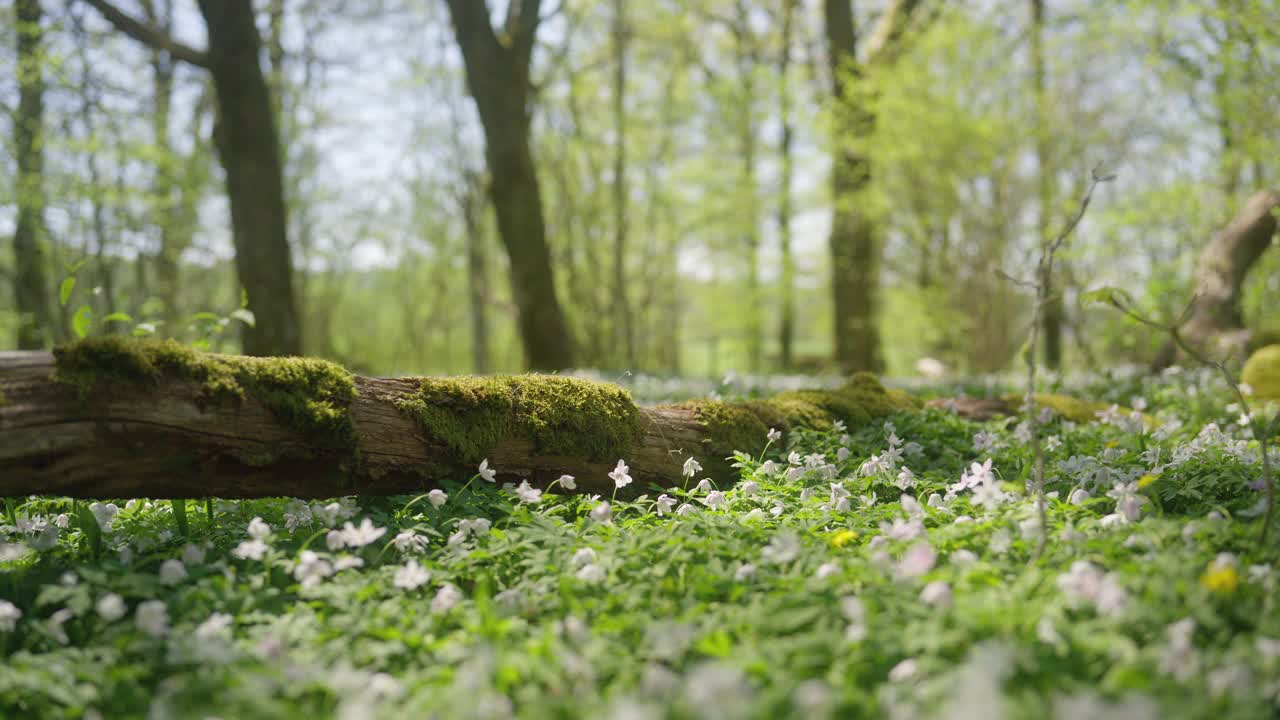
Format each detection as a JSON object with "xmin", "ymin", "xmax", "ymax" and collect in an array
[{"xmin": 0, "ymin": 340, "xmax": 919, "ymax": 499}]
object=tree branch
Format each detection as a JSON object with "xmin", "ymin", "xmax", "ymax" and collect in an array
[{"xmin": 83, "ymin": 0, "xmax": 211, "ymax": 68}]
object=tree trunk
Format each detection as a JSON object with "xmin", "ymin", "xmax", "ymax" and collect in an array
[
  {"xmin": 777, "ymin": 0, "xmax": 797, "ymax": 371},
  {"xmin": 733, "ymin": 0, "xmax": 764, "ymax": 375},
  {"xmin": 461, "ymin": 173, "xmax": 492, "ymax": 374},
  {"xmin": 141, "ymin": 0, "xmax": 186, "ymax": 333},
  {"xmin": 1155, "ymin": 188, "xmax": 1280, "ymax": 367},
  {"xmin": 84, "ymin": 0, "xmax": 302, "ymax": 357},
  {"xmin": 1031, "ymin": 0, "xmax": 1064, "ymax": 371},
  {"xmin": 444, "ymin": 0, "xmax": 576, "ymax": 371},
  {"xmin": 0, "ymin": 339, "xmax": 913, "ymax": 499},
  {"xmin": 198, "ymin": 0, "xmax": 302, "ymax": 357},
  {"xmin": 824, "ymin": 0, "xmax": 881, "ymax": 373},
  {"xmin": 13, "ymin": 0, "xmax": 56, "ymax": 350},
  {"xmin": 610, "ymin": 0, "xmax": 636, "ymax": 369}
]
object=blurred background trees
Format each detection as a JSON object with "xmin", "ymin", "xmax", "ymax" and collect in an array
[{"xmin": 2, "ymin": 0, "xmax": 1277, "ymax": 376}]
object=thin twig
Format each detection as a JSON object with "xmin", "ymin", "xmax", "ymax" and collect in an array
[{"xmin": 1025, "ymin": 166, "xmax": 1113, "ymax": 562}]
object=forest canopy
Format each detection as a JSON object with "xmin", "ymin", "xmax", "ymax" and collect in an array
[{"xmin": 2, "ymin": 0, "xmax": 1278, "ymax": 377}]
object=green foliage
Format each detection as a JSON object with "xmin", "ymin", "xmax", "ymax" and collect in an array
[
  {"xmin": 393, "ymin": 374, "xmax": 642, "ymax": 463},
  {"xmin": 53, "ymin": 337, "xmax": 357, "ymax": 449}
]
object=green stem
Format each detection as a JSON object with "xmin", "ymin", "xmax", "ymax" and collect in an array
[{"xmin": 172, "ymin": 499, "xmax": 189, "ymax": 538}]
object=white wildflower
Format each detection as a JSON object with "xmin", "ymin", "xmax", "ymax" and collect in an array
[
  {"xmin": 514, "ymin": 480, "xmax": 543, "ymax": 504},
  {"xmin": 609, "ymin": 460, "xmax": 633, "ymax": 489},
  {"xmin": 96, "ymin": 593, "xmax": 126, "ymax": 622},
  {"xmin": 393, "ymin": 559, "xmax": 432, "ymax": 590},
  {"xmin": 158, "ymin": 559, "xmax": 187, "ymax": 586},
  {"xmin": 888, "ymin": 659, "xmax": 918, "ymax": 682},
  {"xmin": 392, "ymin": 530, "xmax": 429, "ymax": 554},
  {"xmin": 920, "ymin": 581, "xmax": 952, "ymax": 608},
  {"xmin": 0, "ymin": 600, "xmax": 21, "ymax": 632},
  {"xmin": 293, "ymin": 550, "xmax": 334, "ymax": 588},
  {"xmin": 246, "ymin": 516, "xmax": 272, "ymax": 540},
  {"xmin": 575, "ymin": 563, "xmax": 607, "ymax": 584},
  {"xmin": 898, "ymin": 543, "xmax": 937, "ymax": 578},
  {"xmin": 683, "ymin": 457, "xmax": 702, "ymax": 478},
  {"xmin": 431, "ymin": 583, "xmax": 463, "ymax": 613},
  {"xmin": 134, "ymin": 600, "xmax": 169, "ymax": 637},
  {"xmin": 478, "ymin": 459, "xmax": 497, "ymax": 482},
  {"xmin": 232, "ymin": 539, "xmax": 269, "ymax": 561},
  {"xmin": 340, "ymin": 518, "xmax": 387, "ymax": 548},
  {"xmin": 195, "ymin": 613, "xmax": 233, "ymax": 640}
]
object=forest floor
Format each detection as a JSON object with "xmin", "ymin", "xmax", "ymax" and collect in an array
[{"xmin": 1, "ymin": 366, "xmax": 1278, "ymax": 719}]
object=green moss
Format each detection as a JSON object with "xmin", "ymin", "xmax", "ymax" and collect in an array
[
  {"xmin": 688, "ymin": 374, "xmax": 918, "ymax": 456},
  {"xmin": 53, "ymin": 337, "xmax": 357, "ymax": 448},
  {"xmin": 680, "ymin": 399, "xmax": 774, "ymax": 458},
  {"xmin": 1242, "ymin": 345, "xmax": 1280, "ymax": 402},
  {"xmin": 994, "ymin": 393, "xmax": 1117, "ymax": 424},
  {"xmin": 394, "ymin": 374, "xmax": 642, "ymax": 463}
]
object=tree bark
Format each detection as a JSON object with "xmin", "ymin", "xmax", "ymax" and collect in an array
[
  {"xmin": 444, "ymin": 0, "xmax": 576, "ymax": 371},
  {"xmin": 824, "ymin": 0, "xmax": 925, "ymax": 374},
  {"xmin": 0, "ymin": 343, "xmax": 911, "ymax": 499},
  {"xmin": 777, "ymin": 0, "xmax": 797, "ymax": 371},
  {"xmin": 461, "ymin": 172, "xmax": 492, "ymax": 374},
  {"xmin": 13, "ymin": 0, "xmax": 56, "ymax": 350},
  {"xmin": 1030, "ymin": 0, "xmax": 1064, "ymax": 371},
  {"xmin": 610, "ymin": 0, "xmax": 636, "ymax": 369},
  {"xmin": 198, "ymin": 0, "xmax": 302, "ymax": 357},
  {"xmin": 1155, "ymin": 188, "xmax": 1280, "ymax": 367},
  {"xmin": 84, "ymin": 0, "xmax": 303, "ymax": 357}
]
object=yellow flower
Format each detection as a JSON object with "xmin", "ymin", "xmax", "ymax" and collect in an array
[
  {"xmin": 831, "ymin": 530, "xmax": 859, "ymax": 548},
  {"xmin": 1105, "ymin": 440, "xmax": 1120, "ymax": 449},
  {"xmin": 1201, "ymin": 565, "xmax": 1240, "ymax": 594},
  {"xmin": 1137, "ymin": 474, "xmax": 1159, "ymax": 489}
]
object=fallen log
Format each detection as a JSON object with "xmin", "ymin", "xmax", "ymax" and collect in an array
[{"xmin": 0, "ymin": 338, "xmax": 919, "ymax": 499}]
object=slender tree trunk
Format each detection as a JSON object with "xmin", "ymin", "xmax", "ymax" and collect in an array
[
  {"xmin": 197, "ymin": 0, "xmax": 302, "ymax": 357},
  {"xmin": 1031, "ymin": 0, "xmax": 1064, "ymax": 370},
  {"xmin": 777, "ymin": 0, "xmax": 797, "ymax": 370},
  {"xmin": 610, "ymin": 0, "xmax": 636, "ymax": 369},
  {"xmin": 734, "ymin": 0, "xmax": 763, "ymax": 374},
  {"xmin": 444, "ymin": 0, "xmax": 575, "ymax": 371},
  {"xmin": 824, "ymin": 0, "xmax": 883, "ymax": 373},
  {"xmin": 13, "ymin": 0, "xmax": 56, "ymax": 350},
  {"xmin": 462, "ymin": 174, "xmax": 492, "ymax": 374},
  {"xmin": 139, "ymin": 0, "xmax": 187, "ymax": 333}
]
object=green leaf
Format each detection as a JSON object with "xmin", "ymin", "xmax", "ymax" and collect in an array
[
  {"xmin": 102, "ymin": 312, "xmax": 133, "ymax": 324},
  {"xmin": 65, "ymin": 258, "xmax": 88, "ymax": 274},
  {"xmin": 189, "ymin": 311, "xmax": 221, "ymax": 322},
  {"xmin": 72, "ymin": 305, "xmax": 94, "ymax": 339},
  {"xmin": 1080, "ymin": 286, "xmax": 1134, "ymax": 309},
  {"xmin": 229, "ymin": 308, "xmax": 256, "ymax": 327},
  {"xmin": 59, "ymin": 277, "xmax": 76, "ymax": 307},
  {"xmin": 133, "ymin": 322, "xmax": 157, "ymax": 336}
]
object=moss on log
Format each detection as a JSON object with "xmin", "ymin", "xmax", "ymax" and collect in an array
[
  {"xmin": 1243, "ymin": 345, "xmax": 1280, "ymax": 402},
  {"xmin": 0, "ymin": 339, "xmax": 917, "ymax": 499}
]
